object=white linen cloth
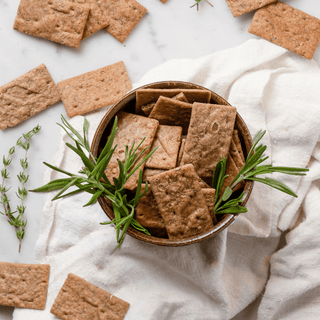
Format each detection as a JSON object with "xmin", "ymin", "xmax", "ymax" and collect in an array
[{"xmin": 13, "ymin": 39, "xmax": 320, "ymax": 320}]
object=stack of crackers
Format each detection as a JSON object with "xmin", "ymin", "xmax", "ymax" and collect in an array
[{"xmin": 105, "ymin": 87, "xmax": 246, "ymax": 241}]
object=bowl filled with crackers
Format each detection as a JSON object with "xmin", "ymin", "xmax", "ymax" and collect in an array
[{"xmin": 91, "ymin": 81, "xmax": 254, "ymax": 246}]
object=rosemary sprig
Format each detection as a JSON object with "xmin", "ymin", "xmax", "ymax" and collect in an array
[
  {"xmin": 0, "ymin": 125, "xmax": 41, "ymax": 252},
  {"xmin": 190, "ymin": 0, "xmax": 213, "ymax": 11},
  {"xmin": 31, "ymin": 115, "xmax": 157, "ymax": 248},
  {"xmin": 213, "ymin": 130, "xmax": 308, "ymax": 215}
]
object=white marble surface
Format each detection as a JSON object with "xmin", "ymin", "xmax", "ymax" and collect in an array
[{"xmin": 0, "ymin": 0, "xmax": 319, "ymax": 319}]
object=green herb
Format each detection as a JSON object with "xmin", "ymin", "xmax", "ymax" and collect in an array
[
  {"xmin": 31, "ymin": 115, "xmax": 157, "ymax": 249},
  {"xmin": 190, "ymin": 0, "xmax": 213, "ymax": 11},
  {"xmin": 213, "ymin": 130, "xmax": 308, "ymax": 215},
  {"xmin": 0, "ymin": 125, "xmax": 41, "ymax": 252}
]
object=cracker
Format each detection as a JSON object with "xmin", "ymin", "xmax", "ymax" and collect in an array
[
  {"xmin": 0, "ymin": 64, "xmax": 61, "ymax": 130},
  {"xmin": 172, "ymin": 92, "xmax": 189, "ymax": 103},
  {"xmin": 233, "ymin": 129, "xmax": 245, "ymax": 163},
  {"xmin": 230, "ymin": 138, "xmax": 245, "ymax": 169},
  {"xmin": 98, "ymin": 0, "xmax": 147, "ymax": 43},
  {"xmin": 142, "ymin": 168, "xmax": 167, "ymax": 183},
  {"xmin": 225, "ymin": 0, "xmax": 276, "ymax": 18},
  {"xmin": 141, "ymin": 102, "xmax": 155, "ymax": 116},
  {"xmin": 57, "ymin": 61, "xmax": 132, "ymax": 118},
  {"xmin": 105, "ymin": 111, "xmax": 159, "ymax": 190},
  {"xmin": 146, "ymin": 125, "xmax": 182, "ymax": 170},
  {"xmin": 50, "ymin": 273, "xmax": 129, "ymax": 320},
  {"xmin": 202, "ymin": 188, "xmax": 217, "ymax": 224},
  {"xmin": 177, "ymin": 139, "xmax": 186, "ymax": 167},
  {"xmin": 221, "ymin": 154, "xmax": 243, "ymax": 196},
  {"xmin": 0, "ymin": 262, "xmax": 50, "ymax": 310},
  {"xmin": 149, "ymin": 96, "xmax": 193, "ymax": 135},
  {"xmin": 13, "ymin": 0, "xmax": 89, "ymax": 49},
  {"xmin": 160, "ymin": 0, "xmax": 168, "ymax": 3},
  {"xmin": 181, "ymin": 103, "xmax": 237, "ymax": 177},
  {"xmin": 149, "ymin": 164, "xmax": 214, "ymax": 240},
  {"xmin": 136, "ymin": 88, "xmax": 211, "ymax": 115},
  {"xmin": 248, "ymin": 2, "xmax": 320, "ymax": 60}
]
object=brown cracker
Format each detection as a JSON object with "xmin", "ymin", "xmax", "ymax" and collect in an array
[
  {"xmin": 230, "ymin": 138, "xmax": 245, "ymax": 169},
  {"xmin": 221, "ymin": 154, "xmax": 243, "ymax": 196},
  {"xmin": 160, "ymin": 0, "xmax": 168, "ymax": 3},
  {"xmin": 142, "ymin": 168, "xmax": 167, "ymax": 183},
  {"xmin": 13, "ymin": 0, "xmax": 89, "ymax": 49},
  {"xmin": 141, "ymin": 102, "xmax": 155, "ymax": 116},
  {"xmin": 0, "ymin": 262, "xmax": 50, "ymax": 310},
  {"xmin": 233, "ymin": 129, "xmax": 245, "ymax": 163},
  {"xmin": 50, "ymin": 273, "xmax": 129, "ymax": 320},
  {"xmin": 248, "ymin": 2, "xmax": 320, "ymax": 60},
  {"xmin": 225, "ymin": 0, "xmax": 276, "ymax": 18},
  {"xmin": 177, "ymin": 139, "xmax": 186, "ymax": 167},
  {"xmin": 105, "ymin": 111, "xmax": 159, "ymax": 190},
  {"xmin": 0, "ymin": 64, "xmax": 61, "ymax": 130},
  {"xmin": 172, "ymin": 92, "xmax": 189, "ymax": 103},
  {"xmin": 99, "ymin": 0, "xmax": 147, "ymax": 43},
  {"xmin": 146, "ymin": 125, "xmax": 182, "ymax": 170},
  {"xmin": 181, "ymin": 103, "xmax": 237, "ymax": 178},
  {"xmin": 149, "ymin": 164, "xmax": 214, "ymax": 240},
  {"xmin": 202, "ymin": 188, "xmax": 217, "ymax": 224},
  {"xmin": 57, "ymin": 61, "xmax": 132, "ymax": 118}
]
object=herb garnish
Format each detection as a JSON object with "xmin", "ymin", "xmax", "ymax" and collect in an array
[
  {"xmin": 0, "ymin": 125, "xmax": 41, "ymax": 252},
  {"xmin": 190, "ymin": 0, "xmax": 213, "ymax": 11}
]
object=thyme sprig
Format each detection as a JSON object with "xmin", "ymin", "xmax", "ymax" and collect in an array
[
  {"xmin": 31, "ymin": 115, "xmax": 157, "ymax": 248},
  {"xmin": 213, "ymin": 130, "xmax": 308, "ymax": 215},
  {"xmin": 190, "ymin": 0, "xmax": 213, "ymax": 11},
  {"xmin": 0, "ymin": 125, "xmax": 41, "ymax": 252}
]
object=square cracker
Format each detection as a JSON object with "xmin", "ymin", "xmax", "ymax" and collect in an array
[
  {"xmin": 202, "ymin": 188, "xmax": 217, "ymax": 224},
  {"xmin": 146, "ymin": 125, "xmax": 182, "ymax": 170},
  {"xmin": 177, "ymin": 138, "xmax": 186, "ymax": 167},
  {"xmin": 105, "ymin": 111, "xmax": 159, "ymax": 190},
  {"xmin": 248, "ymin": 2, "xmax": 320, "ymax": 60},
  {"xmin": 57, "ymin": 61, "xmax": 132, "ymax": 118},
  {"xmin": 225, "ymin": 0, "xmax": 276, "ymax": 18},
  {"xmin": 181, "ymin": 103, "xmax": 237, "ymax": 178},
  {"xmin": 0, "ymin": 262, "xmax": 50, "ymax": 309},
  {"xmin": 233, "ymin": 129, "xmax": 245, "ymax": 163},
  {"xmin": 51, "ymin": 273, "xmax": 129, "ymax": 320},
  {"xmin": 98, "ymin": 0, "xmax": 147, "ymax": 43},
  {"xmin": 13, "ymin": 0, "xmax": 89, "ymax": 49},
  {"xmin": 149, "ymin": 164, "xmax": 214, "ymax": 240},
  {"xmin": 142, "ymin": 168, "xmax": 167, "ymax": 183},
  {"xmin": 230, "ymin": 138, "xmax": 245, "ymax": 169},
  {"xmin": 0, "ymin": 64, "xmax": 61, "ymax": 130}
]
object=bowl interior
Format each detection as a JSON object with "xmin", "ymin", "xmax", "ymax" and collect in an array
[{"xmin": 91, "ymin": 81, "xmax": 253, "ymax": 246}]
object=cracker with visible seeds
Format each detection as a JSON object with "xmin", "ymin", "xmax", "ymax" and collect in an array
[
  {"xmin": 181, "ymin": 103, "xmax": 236, "ymax": 177},
  {"xmin": 225, "ymin": 0, "xmax": 276, "ymax": 18},
  {"xmin": 51, "ymin": 273, "xmax": 129, "ymax": 320},
  {"xmin": 202, "ymin": 188, "xmax": 217, "ymax": 223},
  {"xmin": 57, "ymin": 61, "xmax": 132, "ymax": 118},
  {"xmin": 233, "ymin": 129, "xmax": 245, "ymax": 163},
  {"xmin": 177, "ymin": 139, "xmax": 186, "ymax": 167},
  {"xmin": 149, "ymin": 164, "xmax": 214, "ymax": 240},
  {"xmin": 105, "ymin": 111, "xmax": 159, "ymax": 190},
  {"xmin": 0, "ymin": 262, "xmax": 50, "ymax": 310},
  {"xmin": 98, "ymin": 0, "xmax": 147, "ymax": 43},
  {"xmin": 248, "ymin": 2, "xmax": 320, "ymax": 60},
  {"xmin": 142, "ymin": 168, "xmax": 167, "ymax": 183},
  {"xmin": 13, "ymin": 0, "xmax": 89, "ymax": 49},
  {"xmin": 0, "ymin": 64, "xmax": 60, "ymax": 130},
  {"xmin": 146, "ymin": 125, "xmax": 182, "ymax": 169}
]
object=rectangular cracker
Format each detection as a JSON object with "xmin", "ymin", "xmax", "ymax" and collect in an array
[
  {"xmin": 233, "ymin": 129, "xmax": 245, "ymax": 163},
  {"xmin": 149, "ymin": 164, "xmax": 214, "ymax": 240},
  {"xmin": 105, "ymin": 111, "xmax": 159, "ymax": 190},
  {"xmin": 13, "ymin": 0, "xmax": 89, "ymax": 49},
  {"xmin": 136, "ymin": 88, "xmax": 211, "ymax": 115},
  {"xmin": 225, "ymin": 0, "xmax": 276, "ymax": 18},
  {"xmin": 57, "ymin": 61, "xmax": 132, "ymax": 118},
  {"xmin": 202, "ymin": 188, "xmax": 217, "ymax": 224},
  {"xmin": 248, "ymin": 2, "xmax": 320, "ymax": 60},
  {"xmin": 0, "ymin": 64, "xmax": 61, "ymax": 130},
  {"xmin": 146, "ymin": 125, "xmax": 182, "ymax": 170},
  {"xmin": 177, "ymin": 139, "xmax": 186, "ymax": 167},
  {"xmin": 142, "ymin": 168, "xmax": 167, "ymax": 183},
  {"xmin": 172, "ymin": 92, "xmax": 189, "ymax": 103},
  {"xmin": 98, "ymin": 0, "xmax": 147, "ymax": 43},
  {"xmin": 181, "ymin": 103, "xmax": 237, "ymax": 178},
  {"xmin": 149, "ymin": 96, "xmax": 193, "ymax": 135},
  {"xmin": 50, "ymin": 273, "xmax": 129, "ymax": 320},
  {"xmin": 230, "ymin": 138, "xmax": 245, "ymax": 169},
  {"xmin": 0, "ymin": 262, "xmax": 50, "ymax": 309}
]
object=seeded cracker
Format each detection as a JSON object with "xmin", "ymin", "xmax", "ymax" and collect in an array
[
  {"xmin": 105, "ymin": 111, "xmax": 159, "ymax": 190},
  {"xmin": 181, "ymin": 103, "xmax": 237, "ymax": 178},
  {"xmin": 0, "ymin": 262, "xmax": 50, "ymax": 310},
  {"xmin": 57, "ymin": 61, "xmax": 132, "ymax": 118},
  {"xmin": 225, "ymin": 0, "xmax": 276, "ymax": 18},
  {"xmin": 51, "ymin": 273, "xmax": 129, "ymax": 320},
  {"xmin": 0, "ymin": 64, "xmax": 61, "ymax": 130},
  {"xmin": 149, "ymin": 164, "xmax": 214, "ymax": 240},
  {"xmin": 13, "ymin": 0, "xmax": 89, "ymax": 49},
  {"xmin": 98, "ymin": 0, "xmax": 147, "ymax": 43},
  {"xmin": 248, "ymin": 2, "xmax": 320, "ymax": 60}
]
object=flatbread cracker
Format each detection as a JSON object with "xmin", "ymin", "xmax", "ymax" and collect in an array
[
  {"xmin": 105, "ymin": 111, "xmax": 159, "ymax": 190},
  {"xmin": 146, "ymin": 125, "xmax": 182, "ymax": 169},
  {"xmin": 149, "ymin": 164, "xmax": 214, "ymax": 240},
  {"xmin": 202, "ymin": 188, "xmax": 217, "ymax": 224},
  {"xmin": 225, "ymin": 0, "xmax": 276, "ymax": 17},
  {"xmin": 50, "ymin": 273, "xmax": 129, "ymax": 320},
  {"xmin": 181, "ymin": 103, "xmax": 237, "ymax": 177},
  {"xmin": 248, "ymin": 2, "xmax": 320, "ymax": 60},
  {"xmin": 172, "ymin": 92, "xmax": 189, "ymax": 103},
  {"xmin": 142, "ymin": 168, "xmax": 167, "ymax": 183},
  {"xmin": 0, "ymin": 262, "xmax": 50, "ymax": 310},
  {"xmin": 57, "ymin": 61, "xmax": 132, "ymax": 118},
  {"xmin": 99, "ymin": 0, "xmax": 147, "ymax": 43},
  {"xmin": 13, "ymin": 0, "xmax": 89, "ymax": 49},
  {"xmin": 0, "ymin": 64, "xmax": 61, "ymax": 130},
  {"xmin": 233, "ymin": 129, "xmax": 245, "ymax": 163},
  {"xmin": 230, "ymin": 138, "xmax": 245, "ymax": 169},
  {"xmin": 177, "ymin": 139, "xmax": 186, "ymax": 167},
  {"xmin": 141, "ymin": 103, "xmax": 155, "ymax": 116}
]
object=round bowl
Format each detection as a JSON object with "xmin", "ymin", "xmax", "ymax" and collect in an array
[{"xmin": 91, "ymin": 81, "xmax": 253, "ymax": 246}]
